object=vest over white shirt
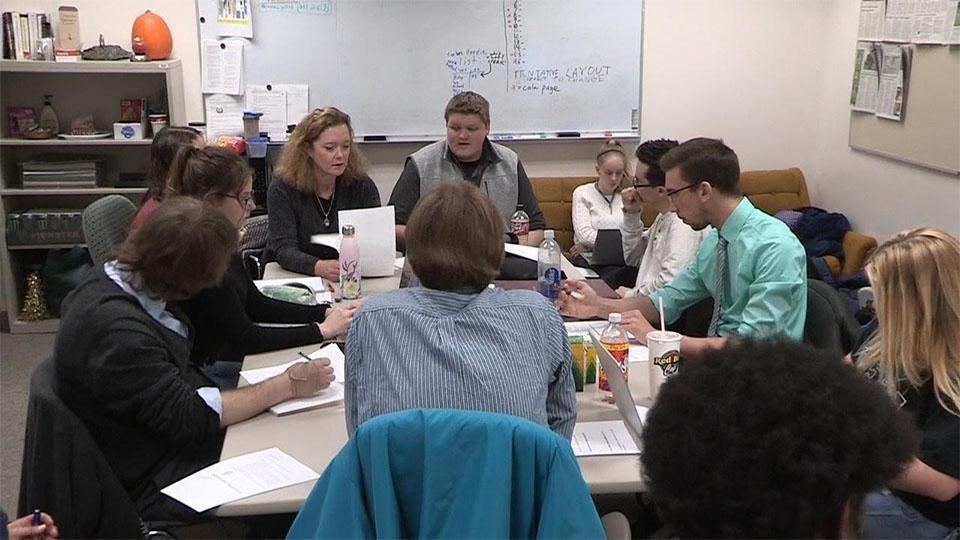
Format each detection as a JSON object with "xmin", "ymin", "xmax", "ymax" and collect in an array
[{"xmin": 409, "ymin": 140, "xmax": 520, "ymax": 227}]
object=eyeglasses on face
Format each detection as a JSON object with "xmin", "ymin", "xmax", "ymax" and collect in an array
[
  {"xmin": 665, "ymin": 183, "xmax": 698, "ymax": 198},
  {"xmin": 216, "ymin": 191, "xmax": 255, "ymax": 208},
  {"xmin": 632, "ymin": 181, "xmax": 658, "ymax": 189}
]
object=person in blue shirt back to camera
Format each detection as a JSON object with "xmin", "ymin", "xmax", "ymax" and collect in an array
[
  {"xmin": 560, "ymin": 137, "xmax": 807, "ymax": 356},
  {"xmin": 345, "ymin": 182, "xmax": 576, "ymax": 439}
]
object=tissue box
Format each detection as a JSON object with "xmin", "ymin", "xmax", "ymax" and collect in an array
[{"xmin": 113, "ymin": 122, "xmax": 144, "ymax": 140}]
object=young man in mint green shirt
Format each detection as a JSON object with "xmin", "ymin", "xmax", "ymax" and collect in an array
[{"xmin": 560, "ymin": 137, "xmax": 807, "ymax": 357}]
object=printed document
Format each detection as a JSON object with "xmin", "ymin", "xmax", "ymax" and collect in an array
[
  {"xmin": 572, "ymin": 407, "xmax": 649, "ymax": 457},
  {"xmin": 161, "ymin": 448, "xmax": 318, "ymax": 512},
  {"xmin": 201, "ymin": 39, "xmax": 243, "ymax": 95},
  {"xmin": 239, "ymin": 343, "xmax": 345, "ymax": 415},
  {"xmin": 850, "ymin": 42, "xmax": 880, "ymax": 112}
]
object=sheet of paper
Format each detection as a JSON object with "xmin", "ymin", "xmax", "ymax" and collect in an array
[
  {"xmin": 876, "ymin": 44, "xmax": 911, "ymax": 121},
  {"xmin": 201, "ymin": 39, "xmax": 243, "ymax": 95},
  {"xmin": 945, "ymin": 0, "xmax": 960, "ymax": 43},
  {"xmin": 160, "ymin": 448, "xmax": 318, "ymax": 512},
  {"xmin": 217, "ymin": 0, "xmax": 254, "ymax": 38},
  {"xmin": 281, "ymin": 84, "xmax": 310, "ymax": 126},
  {"xmin": 850, "ymin": 42, "xmax": 880, "ymax": 113},
  {"xmin": 240, "ymin": 344, "xmax": 346, "ymax": 415},
  {"xmin": 255, "ymin": 276, "xmax": 333, "ymax": 304},
  {"xmin": 884, "ymin": 0, "xmax": 916, "ymax": 41},
  {"xmin": 394, "ymin": 257, "xmax": 405, "ymax": 270},
  {"xmin": 911, "ymin": 0, "xmax": 949, "ymax": 42},
  {"xmin": 204, "ymin": 94, "xmax": 245, "ymax": 142},
  {"xmin": 310, "ymin": 233, "xmax": 341, "ymax": 253},
  {"xmin": 338, "ymin": 206, "xmax": 397, "ymax": 277},
  {"xmin": 503, "ymin": 243, "xmax": 585, "ymax": 280},
  {"xmin": 571, "ymin": 420, "xmax": 640, "ymax": 456},
  {"xmin": 628, "ymin": 344, "xmax": 648, "ymax": 363},
  {"xmin": 246, "ymin": 85, "xmax": 289, "ymax": 141},
  {"xmin": 858, "ymin": 0, "xmax": 886, "ymax": 40}
]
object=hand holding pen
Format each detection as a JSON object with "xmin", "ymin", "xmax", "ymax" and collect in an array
[{"xmin": 6, "ymin": 510, "xmax": 58, "ymax": 540}]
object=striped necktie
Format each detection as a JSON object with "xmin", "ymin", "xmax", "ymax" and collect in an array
[{"xmin": 707, "ymin": 236, "xmax": 728, "ymax": 337}]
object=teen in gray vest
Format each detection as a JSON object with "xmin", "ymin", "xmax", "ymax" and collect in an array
[{"xmin": 388, "ymin": 92, "xmax": 545, "ymax": 249}]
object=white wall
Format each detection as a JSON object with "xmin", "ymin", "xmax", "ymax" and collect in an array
[
  {"xmin": 811, "ymin": 1, "xmax": 960, "ymax": 240},
  {"xmin": 18, "ymin": 0, "xmax": 956, "ymax": 240}
]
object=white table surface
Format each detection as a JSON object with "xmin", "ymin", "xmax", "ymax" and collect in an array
[{"xmin": 218, "ymin": 263, "xmax": 649, "ymax": 516}]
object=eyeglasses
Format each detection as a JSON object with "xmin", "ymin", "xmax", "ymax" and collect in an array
[
  {"xmin": 665, "ymin": 183, "xmax": 698, "ymax": 198},
  {"xmin": 632, "ymin": 181, "xmax": 657, "ymax": 189},
  {"xmin": 217, "ymin": 192, "xmax": 255, "ymax": 208}
]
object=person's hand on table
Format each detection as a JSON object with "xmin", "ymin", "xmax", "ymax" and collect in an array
[
  {"xmin": 568, "ymin": 243, "xmax": 588, "ymax": 258},
  {"xmin": 621, "ymin": 310, "xmax": 655, "ymax": 345},
  {"xmin": 7, "ymin": 512, "xmax": 58, "ymax": 540},
  {"xmin": 557, "ymin": 279, "xmax": 599, "ymax": 319},
  {"xmin": 314, "ymin": 259, "xmax": 340, "ymax": 281},
  {"xmin": 318, "ymin": 304, "xmax": 358, "ymax": 338},
  {"xmin": 285, "ymin": 358, "xmax": 335, "ymax": 397}
]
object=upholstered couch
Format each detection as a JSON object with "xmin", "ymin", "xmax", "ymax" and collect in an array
[{"xmin": 530, "ymin": 168, "xmax": 876, "ymax": 276}]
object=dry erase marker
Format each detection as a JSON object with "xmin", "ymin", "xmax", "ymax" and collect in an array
[
  {"xmin": 33, "ymin": 509, "xmax": 41, "ymax": 527},
  {"xmin": 298, "ymin": 352, "xmax": 312, "ymax": 362}
]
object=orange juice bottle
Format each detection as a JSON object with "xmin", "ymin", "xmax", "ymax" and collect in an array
[{"xmin": 598, "ymin": 313, "xmax": 629, "ymax": 403}]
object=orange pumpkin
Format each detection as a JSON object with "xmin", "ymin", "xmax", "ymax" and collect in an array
[{"xmin": 131, "ymin": 10, "xmax": 172, "ymax": 60}]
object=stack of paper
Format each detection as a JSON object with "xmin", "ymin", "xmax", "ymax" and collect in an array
[
  {"xmin": 571, "ymin": 406, "xmax": 649, "ymax": 457},
  {"xmin": 239, "ymin": 343, "xmax": 345, "ymax": 415}
]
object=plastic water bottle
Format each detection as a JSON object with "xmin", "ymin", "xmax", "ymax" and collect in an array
[
  {"xmin": 598, "ymin": 312, "xmax": 629, "ymax": 403},
  {"xmin": 339, "ymin": 225, "xmax": 361, "ymax": 299},
  {"xmin": 510, "ymin": 204, "xmax": 530, "ymax": 245},
  {"xmin": 537, "ymin": 229, "xmax": 561, "ymax": 301}
]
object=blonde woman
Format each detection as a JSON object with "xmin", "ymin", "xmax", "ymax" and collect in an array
[
  {"xmin": 858, "ymin": 227, "xmax": 959, "ymax": 539},
  {"xmin": 569, "ymin": 140, "xmax": 635, "ymax": 260},
  {"xmin": 268, "ymin": 108, "xmax": 381, "ymax": 279}
]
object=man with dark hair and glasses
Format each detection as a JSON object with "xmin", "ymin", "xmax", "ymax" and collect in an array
[{"xmin": 561, "ymin": 137, "xmax": 807, "ymax": 357}]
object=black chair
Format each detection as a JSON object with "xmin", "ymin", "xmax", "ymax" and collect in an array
[
  {"xmin": 18, "ymin": 358, "xmax": 166, "ymax": 539},
  {"xmin": 803, "ymin": 279, "xmax": 861, "ymax": 357}
]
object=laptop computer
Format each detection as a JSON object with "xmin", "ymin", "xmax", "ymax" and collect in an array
[
  {"xmin": 588, "ymin": 229, "xmax": 625, "ymax": 266},
  {"xmin": 588, "ymin": 329, "xmax": 644, "ymax": 450}
]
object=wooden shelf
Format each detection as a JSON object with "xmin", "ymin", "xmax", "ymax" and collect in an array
[
  {"xmin": 9, "ymin": 317, "xmax": 60, "ymax": 334},
  {"xmin": 0, "ymin": 58, "xmax": 182, "ymax": 74},
  {"xmin": 0, "ymin": 138, "xmax": 152, "ymax": 147},
  {"xmin": 1, "ymin": 187, "xmax": 147, "ymax": 196},
  {"xmin": 7, "ymin": 243, "xmax": 85, "ymax": 250}
]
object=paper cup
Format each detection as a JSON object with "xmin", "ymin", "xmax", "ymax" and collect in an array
[{"xmin": 647, "ymin": 330, "xmax": 682, "ymax": 400}]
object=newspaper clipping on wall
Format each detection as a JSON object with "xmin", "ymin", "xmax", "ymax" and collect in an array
[{"xmin": 850, "ymin": 42, "xmax": 913, "ymax": 121}]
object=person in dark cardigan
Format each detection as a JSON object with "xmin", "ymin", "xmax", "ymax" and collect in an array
[
  {"xmin": 268, "ymin": 107, "xmax": 381, "ymax": 279},
  {"xmin": 168, "ymin": 147, "xmax": 354, "ymax": 387},
  {"xmin": 53, "ymin": 199, "xmax": 334, "ymax": 523}
]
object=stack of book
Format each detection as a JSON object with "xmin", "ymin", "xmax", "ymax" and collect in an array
[
  {"xmin": 19, "ymin": 160, "xmax": 102, "ymax": 189},
  {"xmin": 2, "ymin": 11, "xmax": 51, "ymax": 60}
]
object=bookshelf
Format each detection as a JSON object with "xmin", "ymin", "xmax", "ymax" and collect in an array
[{"xmin": 0, "ymin": 59, "xmax": 184, "ymax": 333}]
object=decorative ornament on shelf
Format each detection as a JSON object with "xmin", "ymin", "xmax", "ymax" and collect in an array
[
  {"xmin": 19, "ymin": 272, "xmax": 51, "ymax": 321},
  {"xmin": 132, "ymin": 10, "xmax": 173, "ymax": 61},
  {"xmin": 81, "ymin": 34, "xmax": 133, "ymax": 61}
]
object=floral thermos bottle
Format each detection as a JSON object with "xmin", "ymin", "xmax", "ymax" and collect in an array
[{"xmin": 339, "ymin": 225, "xmax": 361, "ymax": 300}]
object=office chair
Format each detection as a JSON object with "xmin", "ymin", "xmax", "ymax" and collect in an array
[
  {"xmin": 82, "ymin": 195, "xmax": 137, "ymax": 266},
  {"xmin": 18, "ymin": 358, "xmax": 165, "ymax": 539},
  {"xmin": 239, "ymin": 214, "xmax": 270, "ymax": 279},
  {"xmin": 803, "ymin": 279, "xmax": 861, "ymax": 357},
  {"xmin": 287, "ymin": 408, "xmax": 617, "ymax": 539}
]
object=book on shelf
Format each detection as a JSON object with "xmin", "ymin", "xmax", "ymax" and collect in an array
[{"xmin": 2, "ymin": 10, "xmax": 52, "ymax": 60}]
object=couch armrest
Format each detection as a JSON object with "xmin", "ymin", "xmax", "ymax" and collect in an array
[{"xmin": 841, "ymin": 231, "xmax": 877, "ymax": 275}]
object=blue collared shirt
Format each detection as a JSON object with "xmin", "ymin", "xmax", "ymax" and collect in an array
[
  {"xmin": 345, "ymin": 286, "xmax": 577, "ymax": 439},
  {"xmin": 104, "ymin": 261, "xmax": 222, "ymax": 417},
  {"xmin": 650, "ymin": 198, "xmax": 807, "ymax": 340}
]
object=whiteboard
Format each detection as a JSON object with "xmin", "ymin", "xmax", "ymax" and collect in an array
[{"xmin": 197, "ymin": 0, "xmax": 643, "ymax": 139}]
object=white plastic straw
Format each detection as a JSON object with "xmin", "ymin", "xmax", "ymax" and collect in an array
[{"xmin": 659, "ymin": 296, "xmax": 666, "ymax": 333}]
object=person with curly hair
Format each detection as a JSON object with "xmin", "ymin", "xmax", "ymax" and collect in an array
[
  {"xmin": 857, "ymin": 228, "xmax": 960, "ymax": 539},
  {"xmin": 641, "ymin": 339, "xmax": 918, "ymax": 538}
]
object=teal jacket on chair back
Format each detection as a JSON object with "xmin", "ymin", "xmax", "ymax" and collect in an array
[{"xmin": 287, "ymin": 408, "xmax": 605, "ymax": 539}]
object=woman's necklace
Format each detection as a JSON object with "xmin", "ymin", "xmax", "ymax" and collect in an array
[
  {"xmin": 315, "ymin": 188, "xmax": 336, "ymax": 228},
  {"xmin": 594, "ymin": 182, "xmax": 615, "ymax": 214}
]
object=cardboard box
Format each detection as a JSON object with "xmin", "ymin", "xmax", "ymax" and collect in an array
[{"xmin": 113, "ymin": 122, "xmax": 144, "ymax": 140}]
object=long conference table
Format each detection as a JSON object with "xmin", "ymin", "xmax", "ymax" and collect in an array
[{"xmin": 215, "ymin": 262, "xmax": 650, "ymax": 517}]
